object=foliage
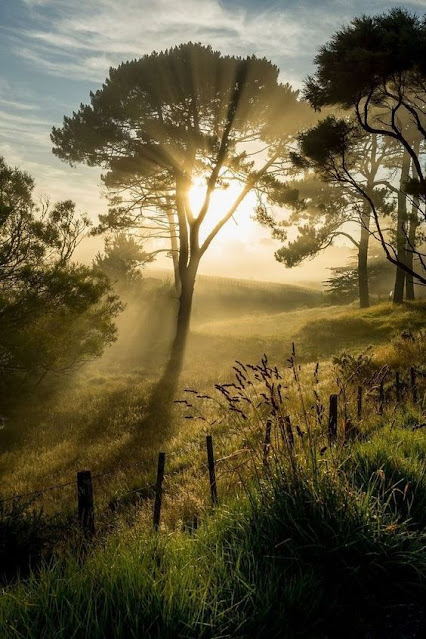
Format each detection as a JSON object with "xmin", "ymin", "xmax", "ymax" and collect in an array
[
  {"xmin": 0, "ymin": 265, "xmax": 122, "ymax": 382},
  {"xmin": 324, "ymin": 265, "xmax": 359, "ymax": 303},
  {"xmin": 0, "ymin": 499, "xmax": 67, "ymax": 585},
  {"xmin": 303, "ymin": 9, "xmax": 426, "ymax": 287},
  {"xmin": 0, "ymin": 157, "xmax": 122, "ymax": 393},
  {"xmin": 374, "ymin": 327, "xmax": 426, "ymax": 371},
  {"xmin": 324, "ymin": 257, "xmax": 395, "ymax": 304},
  {"xmin": 94, "ymin": 233, "xmax": 154, "ymax": 289},
  {"xmin": 304, "ymin": 8, "xmax": 426, "ymax": 111},
  {"xmin": 51, "ymin": 42, "xmax": 316, "ymax": 380},
  {"xmin": 51, "ymin": 43, "xmax": 311, "ymax": 262}
]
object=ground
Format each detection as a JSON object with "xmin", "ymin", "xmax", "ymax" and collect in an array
[{"xmin": 0, "ymin": 285, "xmax": 425, "ymax": 638}]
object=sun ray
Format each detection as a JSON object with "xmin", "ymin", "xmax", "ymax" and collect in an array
[{"xmin": 189, "ymin": 177, "xmax": 257, "ymax": 244}]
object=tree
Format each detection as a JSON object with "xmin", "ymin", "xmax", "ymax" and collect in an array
[
  {"xmin": 94, "ymin": 233, "xmax": 153, "ymax": 289},
  {"xmin": 0, "ymin": 157, "xmax": 122, "ymax": 391},
  {"xmin": 0, "ymin": 157, "xmax": 90, "ymax": 281},
  {"xmin": 324, "ymin": 256, "xmax": 395, "ymax": 304},
  {"xmin": 266, "ymin": 126, "xmax": 393, "ymax": 308},
  {"xmin": 304, "ymin": 8, "xmax": 426, "ymax": 301},
  {"xmin": 293, "ymin": 115, "xmax": 425, "ymax": 301},
  {"xmin": 51, "ymin": 43, "xmax": 312, "ymax": 389}
]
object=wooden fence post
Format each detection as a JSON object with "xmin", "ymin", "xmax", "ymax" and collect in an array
[
  {"xmin": 328, "ymin": 394, "xmax": 338, "ymax": 443},
  {"xmin": 395, "ymin": 371, "xmax": 401, "ymax": 404},
  {"xmin": 77, "ymin": 470, "xmax": 95, "ymax": 537},
  {"xmin": 153, "ymin": 452, "xmax": 166, "ymax": 531},
  {"xmin": 411, "ymin": 367, "xmax": 418, "ymax": 404},
  {"xmin": 206, "ymin": 435, "xmax": 218, "ymax": 506},
  {"xmin": 263, "ymin": 419, "xmax": 272, "ymax": 466},
  {"xmin": 357, "ymin": 386, "xmax": 363, "ymax": 420}
]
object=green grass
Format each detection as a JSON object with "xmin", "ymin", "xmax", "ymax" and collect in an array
[
  {"xmin": 0, "ymin": 300, "xmax": 424, "ymax": 512},
  {"xmin": 0, "ymin": 299, "xmax": 425, "ymax": 637},
  {"xmin": 296, "ymin": 300, "xmax": 426, "ymax": 360},
  {"xmin": 1, "ymin": 412, "xmax": 425, "ymax": 638}
]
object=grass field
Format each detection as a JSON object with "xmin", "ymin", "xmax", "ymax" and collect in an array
[
  {"xmin": 0, "ymin": 298, "xmax": 424, "ymax": 506},
  {"xmin": 0, "ymin": 285, "xmax": 425, "ymax": 638}
]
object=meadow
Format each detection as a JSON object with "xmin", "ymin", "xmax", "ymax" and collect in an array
[{"xmin": 0, "ymin": 278, "xmax": 425, "ymax": 638}]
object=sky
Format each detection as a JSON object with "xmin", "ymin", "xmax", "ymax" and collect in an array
[{"xmin": 1, "ymin": 0, "xmax": 425, "ymax": 284}]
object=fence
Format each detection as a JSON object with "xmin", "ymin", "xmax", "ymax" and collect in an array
[
  {"xmin": 0, "ymin": 365, "xmax": 424, "ymax": 539},
  {"xmin": 0, "ymin": 433, "xmax": 222, "ymax": 539}
]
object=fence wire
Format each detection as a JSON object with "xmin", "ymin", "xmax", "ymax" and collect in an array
[{"xmin": 0, "ymin": 368, "xmax": 423, "ymax": 509}]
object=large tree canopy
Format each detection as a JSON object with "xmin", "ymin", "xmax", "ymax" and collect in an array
[
  {"xmin": 52, "ymin": 43, "xmax": 313, "ymax": 388},
  {"xmin": 305, "ymin": 9, "xmax": 426, "ymax": 111}
]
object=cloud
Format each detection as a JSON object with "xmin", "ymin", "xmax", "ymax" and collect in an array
[
  {"xmin": 11, "ymin": 0, "xmax": 419, "ymax": 86},
  {"xmin": 2, "ymin": 0, "xmax": 423, "ymax": 282},
  {"xmin": 0, "ymin": 109, "xmax": 51, "ymax": 127},
  {"xmin": 10, "ymin": 0, "xmax": 328, "ymax": 83},
  {"xmin": 0, "ymin": 98, "xmax": 40, "ymax": 111}
]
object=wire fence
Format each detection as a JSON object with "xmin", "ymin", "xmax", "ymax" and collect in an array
[{"xmin": 0, "ymin": 364, "xmax": 424, "ymax": 538}]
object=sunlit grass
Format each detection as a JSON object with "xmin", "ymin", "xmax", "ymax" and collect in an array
[
  {"xmin": 0, "ymin": 298, "xmax": 425, "ymax": 636},
  {"xmin": 1, "ymin": 410, "xmax": 425, "ymax": 638},
  {"xmin": 0, "ymin": 300, "xmax": 424, "ymax": 515}
]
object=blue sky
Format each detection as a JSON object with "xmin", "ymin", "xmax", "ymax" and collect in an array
[{"xmin": 1, "ymin": 0, "xmax": 425, "ymax": 281}]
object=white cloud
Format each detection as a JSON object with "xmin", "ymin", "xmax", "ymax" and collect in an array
[
  {"xmin": 0, "ymin": 109, "xmax": 51, "ymax": 127},
  {"xmin": 0, "ymin": 98, "xmax": 40, "ymax": 111},
  {"xmin": 12, "ymin": 0, "xmax": 320, "ymax": 83},
  {"xmin": 14, "ymin": 0, "xmax": 413, "ymax": 86}
]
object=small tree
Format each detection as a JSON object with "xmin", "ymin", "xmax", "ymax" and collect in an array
[
  {"xmin": 51, "ymin": 43, "xmax": 313, "ymax": 389},
  {"xmin": 95, "ymin": 233, "xmax": 153, "ymax": 289},
  {"xmin": 324, "ymin": 257, "xmax": 395, "ymax": 304}
]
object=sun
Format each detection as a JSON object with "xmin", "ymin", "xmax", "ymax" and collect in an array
[{"xmin": 188, "ymin": 177, "xmax": 258, "ymax": 244}]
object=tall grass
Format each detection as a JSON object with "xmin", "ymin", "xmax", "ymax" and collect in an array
[
  {"xmin": 1, "ymin": 353, "xmax": 425, "ymax": 637},
  {"xmin": 0, "ymin": 303, "xmax": 425, "ymax": 637},
  {"xmin": 1, "ymin": 430, "xmax": 425, "ymax": 638}
]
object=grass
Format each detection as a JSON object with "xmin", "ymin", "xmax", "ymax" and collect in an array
[
  {"xmin": 296, "ymin": 300, "xmax": 426, "ymax": 360},
  {"xmin": 1, "ymin": 409, "xmax": 425, "ymax": 638},
  {"xmin": 0, "ymin": 300, "xmax": 424, "ymax": 517},
  {"xmin": 0, "ymin": 298, "xmax": 425, "ymax": 637}
]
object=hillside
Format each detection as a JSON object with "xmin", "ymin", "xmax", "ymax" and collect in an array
[
  {"xmin": 0, "ymin": 300, "xmax": 425, "ymax": 638},
  {"xmin": 0, "ymin": 303, "xmax": 426, "ymax": 639},
  {"xmin": 147, "ymin": 269, "xmax": 323, "ymax": 321}
]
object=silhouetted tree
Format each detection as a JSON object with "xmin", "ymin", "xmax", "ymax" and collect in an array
[
  {"xmin": 324, "ymin": 256, "xmax": 395, "ymax": 304},
  {"xmin": 0, "ymin": 157, "xmax": 122, "ymax": 390},
  {"xmin": 51, "ymin": 43, "xmax": 312, "ymax": 390},
  {"xmin": 304, "ymin": 8, "xmax": 426, "ymax": 301},
  {"xmin": 95, "ymin": 233, "xmax": 153, "ymax": 289},
  {"xmin": 268, "ymin": 127, "xmax": 395, "ymax": 307}
]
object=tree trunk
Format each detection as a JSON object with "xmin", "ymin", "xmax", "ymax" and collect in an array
[
  {"xmin": 393, "ymin": 147, "xmax": 411, "ymax": 304},
  {"xmin": 358, "ymin": 211, "xmax": 370, "ymax": 308},
  {"xmin": 166, "ymin": 206, "xmax": 181, "ymax": 295},
  {"xmin": 406, "ymin": 205, "xmax": 418, "ymax": 300},
  {"xmin": 406, "ymin": 140, "xmax": 420, "ymax": 301},
  {"xmin": 162, "ymin": 258, "xmax": 198, "ymax": 388},
  {"xmin": 147, "ymin": 258, "xmax": 198, "ymax": 424}
]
